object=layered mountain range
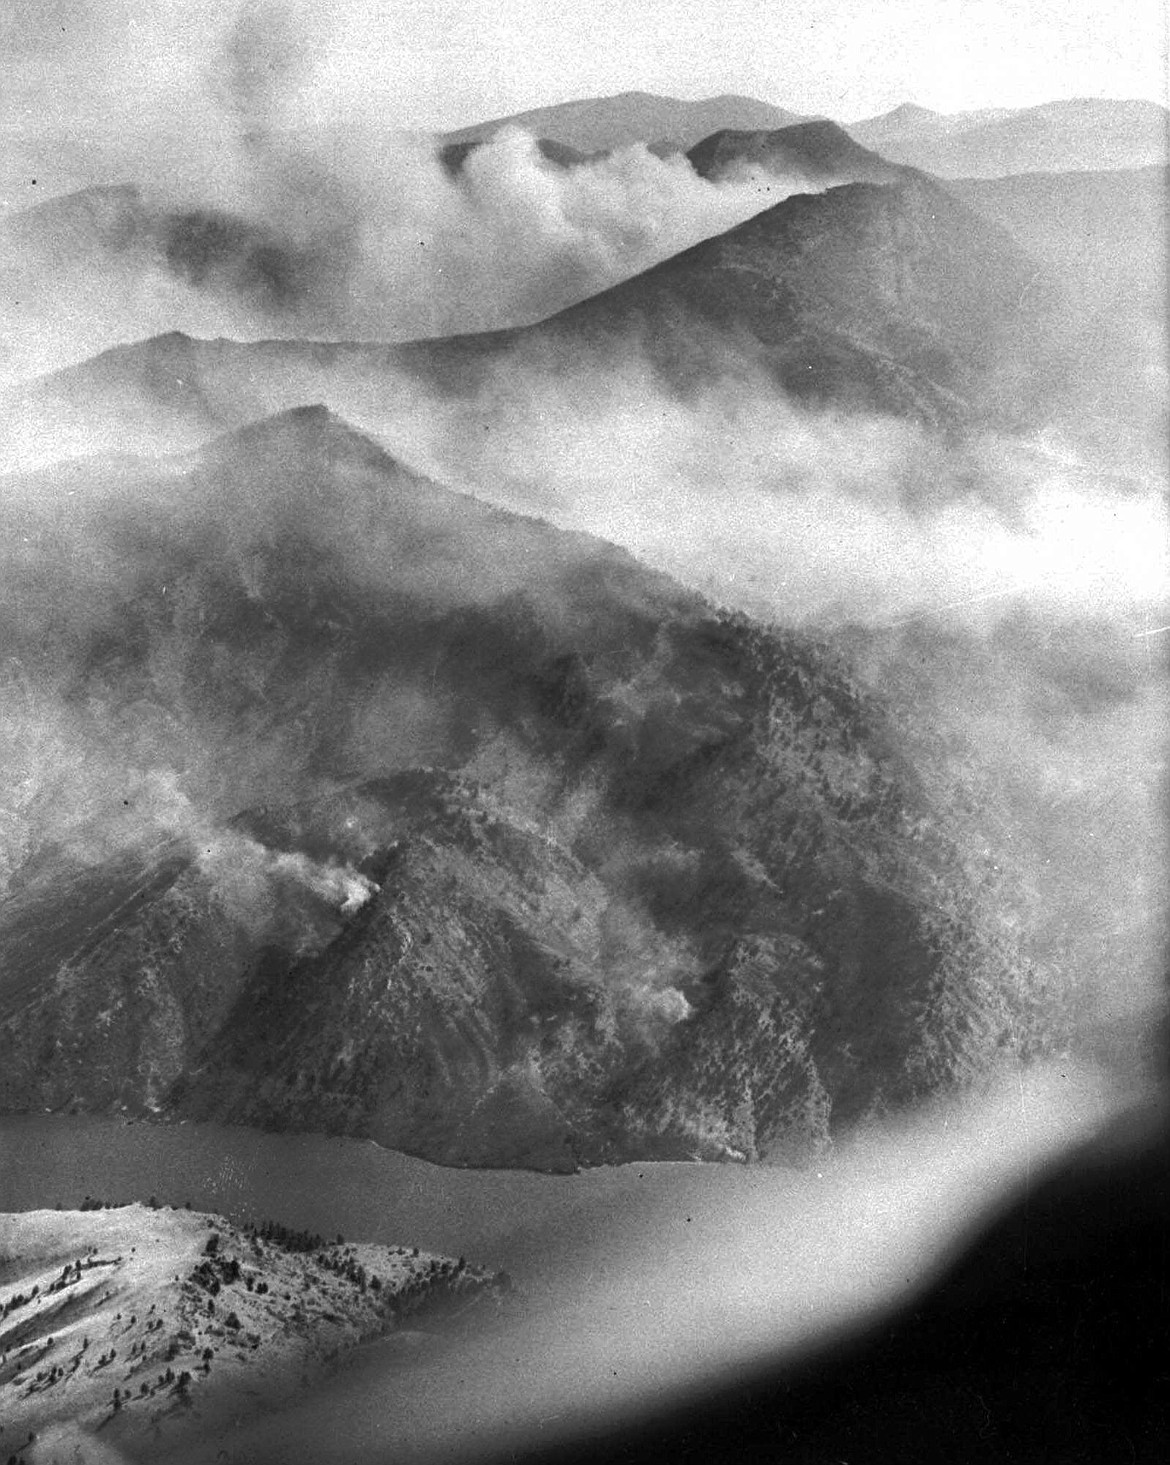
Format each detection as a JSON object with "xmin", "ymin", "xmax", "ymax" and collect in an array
[
  {"xmin": 434, "ymin": 92, "xmax": 1169, "ymax": 175},
  {"xmin": 415, "ymin": 167, "xmax": 1061, "ymax": 426},
  {"xmin": 0, "ymin": 61, "xmax": 1165, "ymax": 1465},
  {"xmin": 437, "ymin": 91, "xmax": 810, "ymax": 154},
  {"xmin": 4, "ymin": 114, "xmax": 1156, "ymax": 459},
  {"xmin": 3, "ymin": 138, "xmax": 1080, "ymax": 456},
  {"xmin": 0, "ymin": 408, "xmax": 1047, "ymax": 1171},
  {"xmin": 846, "ymin": 97, "xmax": 1168, "ymax": 176},
  {"xmin": 0, "ymin": 91, "xmax": 1162, "ymax": 1184}
]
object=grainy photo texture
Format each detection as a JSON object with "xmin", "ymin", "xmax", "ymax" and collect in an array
[{"xmin": 0, "ymin": 3, "xmax": 1167, "ymax": 1462}]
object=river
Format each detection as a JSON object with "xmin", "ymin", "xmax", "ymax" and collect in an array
[{"xmin": 0, "ymin": 1061, "xmax": 1120, "ymax": 1463}]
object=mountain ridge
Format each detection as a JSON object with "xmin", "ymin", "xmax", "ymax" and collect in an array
[
  {"xmin": 0, "ymin": 407, "xmax": 1052, "ymax": 1171},
  {"xmin": 439, "ymin": 91, "xmax": 811, "ymax": 153},
  {"xmin": 848, "ymin": 96, "xmax": 1169, "ymax": 176},
  {"xmin": 686, "ymin": 119, "xmax": 907, "ymax": 185},
  {"xmin": 394, "ymin": 170, "xmax": 1063, "ymax": 427},
  {"xmin": 0, "ymin": 1202, "xmax": 506, "ymax": 1459}
]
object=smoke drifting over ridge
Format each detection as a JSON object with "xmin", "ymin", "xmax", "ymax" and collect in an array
[
  {"xmin": 1, "ymin": 350, "xmax": 1165, "ymax": 1078},
  {"xmin": 328, "ymin": 354, "xmax": 1170, "ymax": 1064},
  {"xmin": 0, "ymin": 13, "xmax": 1168, "ymax": 1460},
  {"xmin": 1, "ymin": 0, "xmax": 826, "ymax": 386},
  {"xmin": 367, "ymin": 353, "xmax": 1167, "ymax": 629},
  {"xmin": 0, "ymin": 2, "xmax": 1165, "ymax": 1096},
  {"xmin": 0, "ymin": 126, "xmax": 823, "ymax": 381}
]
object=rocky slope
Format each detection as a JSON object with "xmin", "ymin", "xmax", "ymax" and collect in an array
[
  {"xmin": 0, "ymin": 408, "xmax": 1053, "ymax": 1170},
  {"xmin": 0, "ymin": 1202, "xmax": 504, "ymax": 1463}
]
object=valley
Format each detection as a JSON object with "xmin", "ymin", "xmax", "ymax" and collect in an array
[
  {"xmin": 0, "ymin": 1068, "xmax": 1124, "ymax": 1463},
  {"xmin": 1, "ymin": 8, "xmax": 1166, "ymax": 1460}
]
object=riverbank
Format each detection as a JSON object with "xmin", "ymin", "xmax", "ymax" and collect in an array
[{"xmin": 0, "ymin": 1063, "xmax": 1127, "ymax": 1463}]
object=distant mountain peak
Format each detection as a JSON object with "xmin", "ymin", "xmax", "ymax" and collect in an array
[
  {"xmin": 440, "ymin": 91, "xmax": 808, "ymax": 154},
  {"xmin": 703, "ymin": 91, "xmax": 790, "ymax": 107},
  {"xmin": 886, "ymin": 102, "xmax": 942, "ymax": 120},
  {"xmin": 6, "ymin": 178, "xmax": 142, "ymax": 215},
  {"xmin": 251, "ymin": 401, "xmax": 340, "ymax": 430},
  {"xmin": 847, "ymin": 96, "xmax": 1168, "ymax": 176},
  {"xmin": 687, "ymin": 118, "xmax": 904, "ymax": 184},
  {"xmin": 210, "ymin": 402, "xmax": 408, "ymax": 477},
  {"xmin": 0, "ymin": 179, "xmax": 149, "ymax": 257}
]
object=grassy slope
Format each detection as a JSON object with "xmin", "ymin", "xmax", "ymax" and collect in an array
[{"xmin": 0, "ymin": 1203, "xmax": 504, "ymax": 1462}]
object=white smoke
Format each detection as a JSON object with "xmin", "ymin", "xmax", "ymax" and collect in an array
[
  {"xmin": 2, "ymin": 102, "xmax": 820, "ymax": 382},
  {"xmin": 334, "ymin": 350, "xmax": 1170, "ymax": 632},
  {"xmin": 196, "ymin": 833, "xmax": 377, "ymax": 919}
]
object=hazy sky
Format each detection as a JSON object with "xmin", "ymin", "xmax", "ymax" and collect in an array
[{"xmin": 1, "ymin": 0, "xmax": 1166, "ymax": 141}]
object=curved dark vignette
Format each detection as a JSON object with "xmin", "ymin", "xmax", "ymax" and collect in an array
[
  {"xmin": 1, "ymin": 8, "xmax": 1167, "ymax": 1465},
  {"xmin": 508, "ymin": 1098, "xmax": 1170, "ymax": 1465}
]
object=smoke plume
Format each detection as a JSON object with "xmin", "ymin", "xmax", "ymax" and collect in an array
[
  {"xmin": 0, "ymin": 0, "xmax": 1165, "ymax": 1111},
  {"xmin": 1, "ymin": 10, "xmax": 823, "ymax": 384}
]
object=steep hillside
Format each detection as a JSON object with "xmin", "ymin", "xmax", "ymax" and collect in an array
[
  {"xmin": 949, "ymin": 165, "xmax": 1168, "ymax": 467},
  {"xmin": 415, "ymin": 171, "xmax": 1061, "ymax": 427},
  {"xmin": 3, "ymin": 170, "xmax": 1066, "ymax": 455},
  {"xmin": 0, "ymin": 1203, "xmax": 504, "ymax": 1461},
  {"xmin": 0, "ymin": 408, "xmax": 1050, "ymax": 1170},
  {"xmin": 439, "ymin": 92, "xmax": 809, "ymax": 153}
]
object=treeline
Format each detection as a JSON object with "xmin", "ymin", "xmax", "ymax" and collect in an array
[
  {"xmin": 316, "ymin": 1247, "xmax": 377, "ymax": 1291},
  {"xmin": 241, "ymin": 1218, "xmax": 331, "ymax": 1254},
  {"xmin": 78, "ymin": 1195, "xmax": 132, "ymax": 1211}
]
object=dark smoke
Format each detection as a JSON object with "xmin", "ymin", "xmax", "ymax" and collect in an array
[{"xmin": 162, "ymin": 207, "xmax": 323, "ymax": 308}]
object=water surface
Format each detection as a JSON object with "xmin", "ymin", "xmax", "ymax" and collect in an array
[{"xmin": 0, "ymin": 1065, "xmax": 1118, "ymax": 1463}]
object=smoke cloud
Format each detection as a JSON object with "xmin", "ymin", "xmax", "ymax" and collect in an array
[
  {"xmin": 0, "ymin": 12, "xmax": 1166, "ymax": 1459},
  {"xmin": 0, "ymin": 126, "xmax": 819, "ymax": 381},
  {"xmin": 360, "ymin": 352, "xmax": 1166, "ymax": 628},
  {"xmin": 2, "ymin": 337, "xmax": 1164, "ymax": 1072},
  {"xmin": 1, "ymin": 12, "xmax": 821, "ymax": 385},
  {"xmin": 0, "ymin": 0, "xmax": 1164, "ymax": 1130},
  {"xmin": 346, "ymin": 352, "xmax": 1165, "ymax": 1064}
]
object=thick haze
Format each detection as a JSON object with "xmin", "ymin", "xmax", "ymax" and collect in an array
[
  {"xmin": 0, "ymin": 2, "xmax": 854, "ymax": 377},
  {"xmin": 336, "ymin": 354, "xmax": 1170, "ymax": 1064},
  {"xmin": 0, "ymin": 6, "xmax": 1167, "ymax": 1459},
  {"xmin": 1, "ymin": 11, "xmax": 1166, "ymax": 1055},
  {"xmin": 0, "ymin": 126, "xmax": 820, "ymax": 380},
  {"xmin": 1, "ymin": 0, "xmax": 1165, "ymax": 160},
  {"xmin": 1, "ymin": 338, "xmax": 1165, "ymax": 1067}
]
